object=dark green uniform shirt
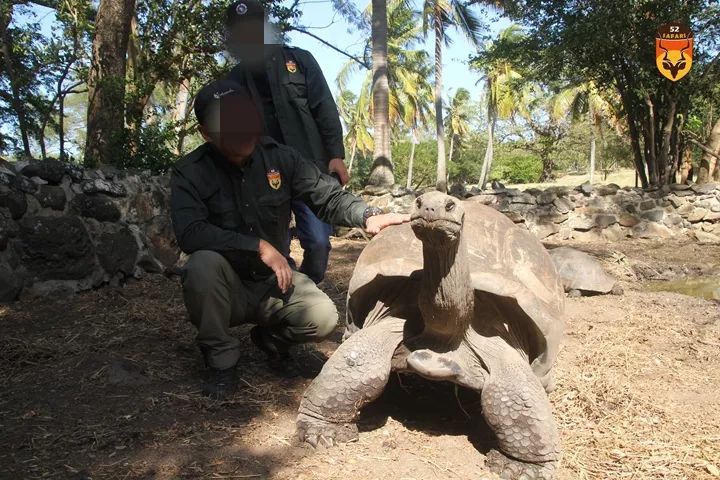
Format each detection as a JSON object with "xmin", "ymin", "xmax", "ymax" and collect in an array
[
  {"xmin": 227, "ymin": 46, "xmax": 345, "ymax": 173},
  {"xmin": 170, "ymin": 137, "xmax": 366, "ymax": 282}
]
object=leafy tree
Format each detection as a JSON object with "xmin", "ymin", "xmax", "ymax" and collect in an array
[
  {"xmin": 550, "ymin": 80, "xmax": 618, "ymax": 183},
  {"xmin": 422, "ymin": 0, "xmax": 482, "ymax": 192},
  {"xmin": 499, "ymin": 0, "xmax": 720, "ymax": 186},
  {"xmin": 471, "ymin": 24, "xmax": 524, "ymax": 189},
  {"xmin": 337, "ymin": 89, "xmax": 373, "ymax": 176},
  {"xmin": 340, "ymin": 0, "xmax": 433, "ymax": 189},
  {"xmin": 84, "ymin": 0, "xmax": 135, "ymax": 167},
  {"xmin": 445, "ymin": 87, "xmax": 472, "ymax": 164}
]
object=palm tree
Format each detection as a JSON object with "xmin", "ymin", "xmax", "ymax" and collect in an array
[
  {"xmin": 422, "ymin": 0, "xmax": 482, "ymax": 193},
  {"xmin": 339, "ymin": 0, "xmax": 433, "ymax": 189},
  {"xmin": 367, "ymin": 0, "xmax": 394, "ymax": 187},
  {"xmin": 337, "ymin": 89, "xmax": 373, "ymax": 176},
  {"xmin": 445, "ymin": 87, "xmax": 472, "ymax": 164},
  {"xmin": 338, "ymin": 1, "xmax": 432, "ymax": 130},
  {"xmin": 551, "ymin": 80, "xmax": 617, "ymax": 184},
  {"xmin": 475, "ymin": 25, "xmax": 524, "ymax": 189}
]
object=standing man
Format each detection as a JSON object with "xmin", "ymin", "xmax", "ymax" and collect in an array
[
  {"xmin": 171, "ymin": 80, "xmax": 406, "ymax": 399},
  {"xmin": 224, "ymin": 0, "xmax": 349, "ymax": 284}
]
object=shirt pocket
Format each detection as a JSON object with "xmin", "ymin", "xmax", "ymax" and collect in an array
[
  {"xmin": 258, "ymin": 192, "xmax": 292, "ymax": 224},
  {"xmin": 284, "ymin": 72, "xmax": 308, "ymax": 100},
  {"xmin": 206, "ymin": 192, "xmax": 239, "ymax": 228}
]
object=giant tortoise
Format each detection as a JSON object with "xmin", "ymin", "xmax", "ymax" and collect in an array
[{"xmin": 296, "ymin": 191, "xmax": 566, "ymax": 479}]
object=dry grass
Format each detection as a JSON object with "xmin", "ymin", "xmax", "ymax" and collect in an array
[{"xmin": 1, "ymin": 237, "xmax": 719, "ymax": 479}]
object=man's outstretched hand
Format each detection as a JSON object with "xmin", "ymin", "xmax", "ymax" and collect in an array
[
  {"xmin": 328, "ymin": 158, "xmax": 350, "ymax": 186},
  {"xmin": 258, "ymin": 239, "xmax": 293, "ymax": 294},
  {"xmin": 365, "ymin": 213, "xmax": 412, "ymax": 235}
]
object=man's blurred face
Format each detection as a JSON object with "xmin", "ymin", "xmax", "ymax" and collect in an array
[
  {"xmin": 225, "ymin": 12, "xmax": 281, "ymax": 67},
  {"xmin": 201, "ymin": 95, "xmax": 262, "ymax": 166},
  {"xmin": 226, "ymin": 16, "xmax": 264, "ymax": 66}
]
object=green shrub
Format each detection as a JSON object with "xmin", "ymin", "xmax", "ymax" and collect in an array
[{"xmin": 490, "ymin": 151, "xmax": 542, "ymax": 184}]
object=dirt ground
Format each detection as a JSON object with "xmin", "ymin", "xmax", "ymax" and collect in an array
[{"xmin": 1, "ymin": 236, "xmax": 719, "ymax": 480}]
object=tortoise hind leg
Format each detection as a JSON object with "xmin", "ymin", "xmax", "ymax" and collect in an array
[{"xmin": 297, "ymin": 318, "xmax": 406, "ymax": 447}]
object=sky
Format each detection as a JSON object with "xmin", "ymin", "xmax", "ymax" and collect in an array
[
  {"xmin": 10, "ymin": 1, "xmax": 513, "ymax": 156},
  {"xmin": 285, "ymin": 0, "xmax": 513, "ymax": 101},
  {"xmin": 25, "ymin": 0, "xmax": 513, "ymax": 101}
]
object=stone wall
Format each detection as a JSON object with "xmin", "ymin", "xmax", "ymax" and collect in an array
[
  {"xmin": 0, "ymin": 159, "xmax": 178, "ymax": 301},
  {"xmin": 362, "ymin": 182, "xmax": 720, "ymax": 244},
  {"xmin": 2, "ymin": 156, "xmax": 719, "ymax": 302}
]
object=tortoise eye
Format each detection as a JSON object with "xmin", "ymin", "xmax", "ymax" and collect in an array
[{"xmin": 445, "ymin": 200, "xmax": 455, "ymax": 212}]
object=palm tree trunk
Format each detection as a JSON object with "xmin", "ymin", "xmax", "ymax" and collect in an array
[
  {"xmin": 84, "ymin": 0, "xmax": 136, "ymax": 167},
  {"xmin": 407, "ymin": 129, "xmax": 416, "ymax": 190},
  {"xmin": 434, "ymin": 7, "xmax": 447, "ymax": 193},
  {"xmin": 348, "ymin": 141, "xmax": 357, "ymax": 175},
  {"xmin": 367, "ymin": 0, "xmax": 394, "ymax": 188},
  {"xmin": 448, "ymin": 134, "xmax": 454, "ymax": 164},
  {"xmin": 479, "ymin": 114, "xmax": 495, "ymax": 189}
]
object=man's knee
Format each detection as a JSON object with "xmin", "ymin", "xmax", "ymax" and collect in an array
[
  {"xmin": 182, "ymin": 250, "xmax": 232, "ymax": 291},
  {"xmin": 305, "ymin": 299, "xmax": 338, "ymax": 339}
]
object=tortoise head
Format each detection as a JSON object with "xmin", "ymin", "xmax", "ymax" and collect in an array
[{"xmin": 410, "ymin": 191, "xmax": 465, "ymax": 246}]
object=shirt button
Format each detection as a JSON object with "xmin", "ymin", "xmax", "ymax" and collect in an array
[{"xmin": 245, "ymin": 203, "xmax": 249, "ymax": 207}]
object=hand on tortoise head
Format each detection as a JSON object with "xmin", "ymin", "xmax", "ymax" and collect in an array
[{"xmin": 365, "ymin": 213, "xmax": 412, "ymax": 235}]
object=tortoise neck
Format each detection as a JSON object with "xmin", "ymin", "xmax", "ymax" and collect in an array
[{"xmin": 418, "ymin": 232, "xmax": 474, "ymax": 349}]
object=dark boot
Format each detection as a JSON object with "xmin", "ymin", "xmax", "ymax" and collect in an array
[
  {"xmin": 202, "ymin": 365, "xmax": 239, "ymax": 400},
  {"xmin": 250, "ymin": 326, "xmax": 301, "ymax": 377}
]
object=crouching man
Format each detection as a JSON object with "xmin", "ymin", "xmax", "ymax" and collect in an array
[{"xmin": 170, "ymin": 79, "xmax": 409, "ymax": 399}]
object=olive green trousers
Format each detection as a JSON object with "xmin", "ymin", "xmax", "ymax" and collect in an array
[{"xmin": 181, "ymin": 250, "xmax": 338, "ymax": 370}]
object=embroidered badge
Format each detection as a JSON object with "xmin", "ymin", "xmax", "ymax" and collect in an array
[
  {"xmin": 236, "ymin": 3, "xmax": 248, "ymax": 15},
  {"xmin": 267, "ymin": 169, "xmax": 282, "ymax": 190},
  {"xmin": 286, "ymin": 60, "xmax": 297, "ymax": 73}
]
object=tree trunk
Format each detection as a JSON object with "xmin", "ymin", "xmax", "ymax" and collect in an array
[
  {"xmin": 479, "ymin": 114, "xmax": 495, "ymax": 190},
  {"xmin": 434, "ymin": 7, "xmax": 447, "ymax": 193},
  {"xmin": 84, "ymin": 0, "xmax": 136, "ymax": 167},
  {"xmin": 588, "ymin": 102, "xmax": 595, "ymax": 184},
  {"xmin": 407, "ymin": 130, "xmax": 416, "ymax": 190},
  {"xmin": 644, "ymin": 94, "xmax": 659, "ymax": 185},
  {"xmin": 679, "ymin": 144, "xmax": 693, "ymax": 183},
  {"xmin": 697, "ymin": 119, "xmax": 720, "ymax": 184},
  {"xmin": 173, "ymin": 78, "xmax": 191, "ymax": 155},
  {"xmin": 0, "ymin": 5, "xmax": 31, "ymax": 157},
  {"xmin": 658, "ymin": 97, "xmax": 677, "ymax": 184},
  {"xmin": 540, "ymin": 155, "xmax": 554, "ymax": 182},
  {"xmin": 367, "ymin": 0, "xmax": 394, "ymax": 188},
  {"xmin": 448, "ymin": 134, "xmax": 454, "ymax": 164},
  {"xmin": 615, "ymin": 72, "xmax": 649, "ymax": 187},
  {"xmin": 348, "ymin": 141, "xmax": 357, "ymax": 176}
]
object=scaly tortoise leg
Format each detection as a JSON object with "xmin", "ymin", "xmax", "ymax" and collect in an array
[
  {"xmin": 296, "ymin": 318, "xmax": 406, "ymax": 447},
  {"xmin": 466, "ymin": 331, "xmax": 561, "ymax": 480}
]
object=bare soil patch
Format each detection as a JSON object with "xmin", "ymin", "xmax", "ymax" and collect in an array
[{"xmin": 1, "ymin": 238, "xmax": 719, "ymax": 480}]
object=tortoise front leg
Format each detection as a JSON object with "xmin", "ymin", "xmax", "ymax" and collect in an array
[
  {"xmin": 467, "ymin": 332, "xmax": 561, "ymax": 479},
  {"xmin": 296, "ymin": 318, "xmax": 405, "ymax": 447}
]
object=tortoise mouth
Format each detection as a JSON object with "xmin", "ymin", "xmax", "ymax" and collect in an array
[{"xmin": 410, "ymin": 216, "xmax": 462, "ymax": 240}]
